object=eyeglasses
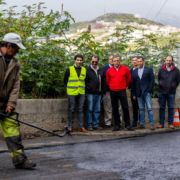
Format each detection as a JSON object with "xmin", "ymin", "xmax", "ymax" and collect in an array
[{"xmin": 92, "ymin": 61, "xmax": 98, "ymax": 64}]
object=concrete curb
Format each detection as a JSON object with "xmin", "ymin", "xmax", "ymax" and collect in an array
[{"xmin": 0, "ymin": 127, "xmax": 180, "ymax": 153}]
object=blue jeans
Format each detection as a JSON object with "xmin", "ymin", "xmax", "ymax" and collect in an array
[
  {"xmin": 137, "ymin": 93, "xmax": 154, "ymax": 124},
  {"xmin": 86, "ymin": 94, "xmax": 101, "ymax": 128},
  {"xmin": 159, "ymin": 92, "xmax": 175, "ymax": 125}
]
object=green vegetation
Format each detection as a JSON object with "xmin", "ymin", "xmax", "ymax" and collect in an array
[
  {"xmin": 91, "ymin": 31, "xmax": 107, "ymax": 37},
  {"xmin": 77, "ymin": 31, "xmax": 107, "ymax": 37},
  {"xmin": 0, "ymin": 2, "xmax": 177, "ymax": 98},
  {"xmin": 69, "ymin": 21, "xmax": 94, "ymax": 34},
  {"xmin": 171, "ymin": 32, "xmax": 180, "ymax": 36},
  {"xmin": 102, "ymin": 35, "xmax": 110, "ymax": 42},
  {"xmin": 0, "ymin": 2, "xmax": 75, "ymax": 98}
]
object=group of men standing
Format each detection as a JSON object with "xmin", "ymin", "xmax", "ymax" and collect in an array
[
  {"xmin": 64, "ymin": 54, "xmax": 180, "ymax": 132},
  {"xmin": 0, "ymin": 32, "xmax": 179, "ymax": 170}
]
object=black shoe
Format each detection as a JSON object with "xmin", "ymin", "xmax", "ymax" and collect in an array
[
  {"xmin": 126, "ymin": 126, "xmax": 134, "ymax": 131},
  {"xmin": 132, "ymin": 124, "xmax": 137, "ymax": 127},
  {"xmin": 112, "ymin": 126, "xmax": 120, "ymax": 131},
  {"xmin": 93, "ymin": 126, "xmax": 103, "ymax": 130},
  {"xmin": 120, "ymin": 125, "xmax": 125, "ymax": 130},
  {"xmin": 15, "ymin": 160, "xmax": 36, "ymax": 169},
  {"xmin": 87, "ymin": 127, "xmax": 93, "ymax": 131},
  {"xmin": 104, "ymin": 125, "xmax": 111, "ymax": 128}
]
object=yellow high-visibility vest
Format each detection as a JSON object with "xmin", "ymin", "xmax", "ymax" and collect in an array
[{"xmin": 67, "ymin": 66, "xmax": 86, "ymax": 95}]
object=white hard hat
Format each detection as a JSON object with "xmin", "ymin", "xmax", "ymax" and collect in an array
[{"xmin": 3, "ymin": 33, "xmax": 26, "ymax": 49}]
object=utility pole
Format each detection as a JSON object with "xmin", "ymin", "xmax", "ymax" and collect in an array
[
  {"xmin": 104, "ymin": 0, "xmax": 105, "ymax": 15},
  {"xmin": 176, "ymin": 43, "xmax": 180, "ymax": 99},
  {"xmin": 142, "ymin": 18, "xmax": 144, "ymax": 36}
]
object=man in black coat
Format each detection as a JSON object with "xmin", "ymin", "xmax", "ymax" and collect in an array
[
  {"xmin": 128, "ymin": 56, "xmax": 139, "ymax": 127},
  {"xmin": 157, "ymin": 55, "xmax": 180, "ymax": 129},
  {"xmin": 85, "ymin": 54, "xmax": 106, "ymax": 131}
]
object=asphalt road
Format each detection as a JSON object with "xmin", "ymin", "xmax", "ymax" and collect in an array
[{"xmin": 1, "ymin": 131, "xmax": 180, "ymax": 180}]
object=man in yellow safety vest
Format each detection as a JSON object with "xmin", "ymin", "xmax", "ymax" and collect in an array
[{"xmin": 64, "ymin": 54, "xmax": 87, "ymax": 132}]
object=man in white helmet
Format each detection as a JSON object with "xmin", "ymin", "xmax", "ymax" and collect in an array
[{"xmin": 0, "ymin": 33, "xmax": 36, "ymax": 169}]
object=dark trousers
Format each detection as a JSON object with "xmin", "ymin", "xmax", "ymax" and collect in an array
[
  {"xmin": 158, "ymin": 92, "xmax": 175, "ymax": 125},
  {"xmin": 68, "ymin": 94, "xmax": 85, "ymax": 128},
  {"xmin": 0, "ymin": 113, "xmax": 27, "ymax": 166},
  {"xmin": 110, "ymin": 89, "xmax": 130, "ymax": 127},
  {"xmin": 131, "ymin": 96, "xmax": 139, "ymax": 126}
]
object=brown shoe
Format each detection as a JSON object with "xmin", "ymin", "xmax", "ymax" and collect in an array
[
  {"xmin": 78, "ymin": 127, "xmax": 88, "ymax": 132},
  {"xmin": 150, "ymin": 125, "xmax": 155, "ymax": 130},
  {"xmin": 137, "ymin": 124, "xmax": 145, "ymax": 129},
  {"xmin": 69, "ymin": 127, "xmax": 73, "ymax": 132},
  {"xmin": 157, "ymin": 125, "xmax": 164, "ymax": 128},
  {"xmin": 168, "ymin": 125, "xmax": 175, "ymax": 129}
]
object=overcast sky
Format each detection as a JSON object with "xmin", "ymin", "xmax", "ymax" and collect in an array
[{"xmin": 2, "ymin": 0, "xmax": 180, "ymax": 26}]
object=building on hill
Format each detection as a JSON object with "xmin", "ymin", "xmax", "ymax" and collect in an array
[
  {"xmin": 140, "ymin": 24, "xmax": 149, "ymax": 29},
  {"xmin": 166, "ymin": 25, "xmax": 179, "ymax": 32},
  {"xmin": 115, "ymin": 21, "xmax": 121, "ymax": 25},
  {"xmin": 108, "ymin": 24, "xmax": 116, "ymax": 30},
  {"xmin": 77, "ymin": 28, "xmax": 87, "ymax": 32},
  {"xmin": 96, "ymin": 21, "xmax": 113, "ymax": 26},
  {"xmin": 96, "ymin": 21, "xmax": 105, "ymax": 24},
  {"xmin": 92, "ymin": 23, "xmax": 105, "ymax": 29},
  {"xmin": 134, "ymin": 14, "xmax": 143, "ymax": 19},
  {"xmin": 128, "ymin": 22, "xmax": 140, "ymax": 27},
  {"xmin": 149, "ymin": 25, "xmax": 159, "ymax": 31},
  {"xmin": 104, "ymin": 22, "xmax": 112, "ymax": 26}
]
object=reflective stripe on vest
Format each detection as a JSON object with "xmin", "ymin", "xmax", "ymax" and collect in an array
[{"xmin": 67, "ymin": 66, "xmax": 86, "ymax": 95}]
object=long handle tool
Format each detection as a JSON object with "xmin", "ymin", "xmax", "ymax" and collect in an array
[{"xmin": 0, "ymin": 112, "xmax": 70, "ymax": 137}]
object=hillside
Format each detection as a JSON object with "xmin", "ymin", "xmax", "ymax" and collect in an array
[
  {"xmin": 90, "ymin": 13, "xmax": 163, "ymax": 25},
  {"xmin": 69, "ymin": 13, "xmax": 163, "ymax": 33}
]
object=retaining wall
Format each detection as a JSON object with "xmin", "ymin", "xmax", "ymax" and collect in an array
[{"xmin": 0, "ymin": 98, "xmax": 179, "ymax": 135}]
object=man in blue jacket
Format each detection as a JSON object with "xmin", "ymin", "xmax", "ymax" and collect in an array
[
  {"xmin": 102, "ymin": 55, "xmax": 122, "ymax": 128},
  {"xmin": 157, "ymin": 55, "xmax": 180, "ymax": 129},
  {"xmin": 131, "ymin": 56, "xmax": 155, "ymax": 130},
  {"xmin": 128, "ymin": 56, "xmax": 139, "ymax": 127}
]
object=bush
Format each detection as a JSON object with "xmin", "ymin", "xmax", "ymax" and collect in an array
[{"xmin": 0, "ymin": 2, "xmax": 178, "ymax": 98}]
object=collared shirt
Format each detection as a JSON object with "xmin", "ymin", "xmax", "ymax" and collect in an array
[
  {"xmin": 138, "ymin": 65, "xmax": 144, "ymax": 79},
  {"xmin": 114, "ymin": 65, "xmax": 121, "ymax": 71},
  {"xmin": 166, "ymin": 65, "xmax": 172, "ymax": 72},
  {"xmin": 90, "ymin": 64, "xmax": 99, "ymax": 77},
  {"xmin": 109, "ymin": 64, "xmax": 112, "ymax": 68}
]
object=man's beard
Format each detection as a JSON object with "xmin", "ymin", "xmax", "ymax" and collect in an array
[{"xmin": 5, "ymin": 54, "xmax": 14, "ymax": 58}]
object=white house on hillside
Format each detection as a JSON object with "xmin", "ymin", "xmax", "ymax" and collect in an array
[
  {"xmin": 115, "ymin": 21, "xmax": 121, "ymax": 25},
  {"xmin": 134, "ymin": 14, "xmax": 142, "ymax": 19}
]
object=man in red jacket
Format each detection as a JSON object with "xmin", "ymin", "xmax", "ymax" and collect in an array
[{"xmin": 106, "ymin": 54, "xmax": 134, "ymax": 131}]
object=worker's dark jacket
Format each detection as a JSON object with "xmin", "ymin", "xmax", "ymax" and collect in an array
[{"xmin": 0, "ymin": 51, "xmax": 20, "ymax": 108}]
